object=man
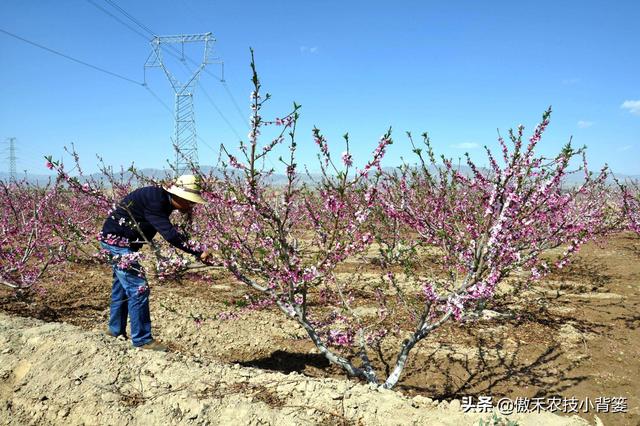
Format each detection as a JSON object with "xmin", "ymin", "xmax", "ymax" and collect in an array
[{"xmin": 100, "ymin": 175, "xmax": 210, "ymax": 351}]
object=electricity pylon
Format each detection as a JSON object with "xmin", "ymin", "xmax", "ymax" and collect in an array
[
  {"xmin": 144, "ymin": 33, "xmax": 215, "ymax": 175},
  {"xmin": 7, "ymin": 137, "xmax": 16, "ymax": 182}
]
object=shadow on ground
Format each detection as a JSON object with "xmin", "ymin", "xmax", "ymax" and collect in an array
[
  {"xmin": 398, "ymin": 337, "xmax": 587, "ymax": 401},
  {"xmin": 239, "ymin": 350, "xmax": 332, "ymax": 374}
]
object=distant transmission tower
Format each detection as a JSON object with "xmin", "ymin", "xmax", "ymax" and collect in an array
[
  {"xmin": 7, "ymin": 137, "xmax": 16, "ymax": 182},
  {"xmin": 144, "ymin": 33, "xmax": 215, "ymax": 175}
]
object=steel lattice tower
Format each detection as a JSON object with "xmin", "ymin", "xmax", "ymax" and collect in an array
[
  {"xmin": 145, "ymin": 33, "xmax": 215, "ymax": 175},
  {"xmin": 7, "ymin": 137, "xmax": 16, "ymax": 182}
]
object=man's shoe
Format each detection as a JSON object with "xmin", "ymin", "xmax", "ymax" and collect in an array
[
  {"xmin": 139, "ymin": 340, "xmax": 168, "ymax": 352},
  {"xmin": 105, "ymin": 329, "xmax": 127, "ymax": 339}
]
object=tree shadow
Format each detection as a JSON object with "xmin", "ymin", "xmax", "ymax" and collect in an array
[
  {"xmin": 620, "ymin": 233, "xmax": 640, "ymax": 257},
  {"xmin": 239, "ymin": 350, "xmax": 331, "ymax": 374},
  {"xmin": 488, "ymin": 255, "xmax": 623, "ymax": 334},
  {"xmin": 545, "ymin": 257, "xmax": 613, "ymax": 294},
  {"xmin": 614, "ymin": 311, "xmax": 640, "ymax": 330},
  {"xmin": 398, "ymin": 336, "xmax": 587, "ymax": 400},
  {"xmin": 514, "ymin": 300, "xmax": 616, "ymax": 335},
  {"xmin": 0, "ymin": 290, "xmax": 105, "ymax": 325}
]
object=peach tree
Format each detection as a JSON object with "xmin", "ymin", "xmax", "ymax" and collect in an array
[
  {"xmin": 0, "ymin": 177, "xmax": 66, "ymax": 292},
  {"xmin": 375, "ymin": 109, "xmax": 613, "ymax": 387},
  {"xmin": 192, "ymin": 55, "xmax": 614, "ymax": 388}
]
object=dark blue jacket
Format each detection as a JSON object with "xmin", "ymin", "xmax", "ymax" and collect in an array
[{"xmin": 101, "ymin": 186, "xmax": 201, "ymax": 257}]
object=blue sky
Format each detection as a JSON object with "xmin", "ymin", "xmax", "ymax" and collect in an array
[{"xmin": 1, "ymin": 0, "xmax": 639, "ymax": 176}]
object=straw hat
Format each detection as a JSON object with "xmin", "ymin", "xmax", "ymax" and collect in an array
[{"xmin": 165, "ymin": 175, "xmax": 207, "ymax": 204}]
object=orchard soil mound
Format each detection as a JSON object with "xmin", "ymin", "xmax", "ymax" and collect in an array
[{"xmin": 2, "ymin": 234, "xmax": 639, "ymax": 425}]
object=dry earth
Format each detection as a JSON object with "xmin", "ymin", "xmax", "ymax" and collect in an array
[
  {"xmin": 0, "ymin": 313, "xmax": 590, "ymax": 425},
  {"xmin": 1, "ymin": 233, "xmax": 639, "ymax": 425}
]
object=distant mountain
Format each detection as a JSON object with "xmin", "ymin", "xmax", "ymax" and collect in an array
[
  {"xmin": 0, "ymin": 172, "xmax": 56, "ymax": 185},
  {"xmin": 1, "ymin": 166, "xmax": 638, "ymax": 187},
  {"xmin": 0, "ymin": 166, "xmax": 322, "ymax": 187},
  {"xmin": 380, "ymin": 165, "xmax": 640, "ymax": 187}
]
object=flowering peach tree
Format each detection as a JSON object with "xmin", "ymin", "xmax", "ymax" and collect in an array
[
  {"xmin": 193, "ymin": 50, "xmax": 391, "ymax": 383},
  {"xmin": 619, "ymin": 178, "xmax": 640, "ymax": 236},
  {"xmin": 0, "ymin": 177, "xmax": 66, "ymax": 291},
  {"xmin": 44, "ymin": 150, "xmax": 130, "ymax": 263},
  {"xmin": 375, "ymin": 109, "xmax": 614, "ymax": 387}
]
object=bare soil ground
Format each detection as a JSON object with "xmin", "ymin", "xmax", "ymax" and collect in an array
[
  {"xmin": 0, "ymin": 313, "xmax": 592, "ymax": 426},
  {"xmin": 1, "ymin": 233, "xmax": 639, "ymax": 425}
]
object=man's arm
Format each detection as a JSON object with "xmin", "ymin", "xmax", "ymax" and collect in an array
[{"xmin": 144, "ymin": 209, "xmax": 202, "ymax": 257}]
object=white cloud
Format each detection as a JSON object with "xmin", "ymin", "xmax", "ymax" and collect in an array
[
  {"xmin": 617, "ymin": 145, "xmax": 633, "ymax": 152},
  {"xmin": 300, "ymin": 46, "xmax": 319, "ymax": 54},
  {"xmin": 451, "ymin": 142, "xmax": 479, "ymax": 149},
  {"xmin": 577, "ymin": 120, "xmax": 594, "ymax": 128},
  {"xmin": 621, "ymin": 100, "xmax": 640, "ymax": 116}
]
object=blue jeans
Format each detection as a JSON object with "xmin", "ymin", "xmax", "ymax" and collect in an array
[{"xmin": 100, "ymin": 242, "xmax": 153, "ymax": 347}]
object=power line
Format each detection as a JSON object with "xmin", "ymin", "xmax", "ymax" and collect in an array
[
  {"xmin": 88, "ymin": 0, "xmax": 187, "ymax": 65},
  {"xmin": 101, "ymin": 0, "xmax": 250, "ymax": 137},
  {"xmin": 93, "ymin": 1, "xmax": 247, "ymax": 145},
  {"xmin": 3, "ymin": 4, "xmax": 248, "ymax": 168},
  {"xmin": 196, "ymin": 135, "xmax": 218, "ymax": 155},
  {"xmin": 0, "ymin": 28, "xmax": 143, "ymax": 86},
  {"xmin": 178, "ymin": 41, "xmax": 248, "ymax": 128},
  {"xmin": 144, "ymin": 85, "xmax": 173, "ymax": 113},
  {"xmin": 86, "ymin": 0, "xmax": 151, "ymax": 41},
  {"xmin": 197, "ymin": 81, "xmax": 244, "ymax": 142},
  {"xmin": 103, "ymin": 0, "xmax": 156, "ymax": 37},
  {"xmin": 1, "ymin": 22, "xmax": 169, "ymax": 117},
  {"xmin": 221, "ymin": 79, "xmax": 250, "ymax": 128},
  {"xmin": 85, "ymin": 0, "xmax": 201, "ymax": 119},
  {"xmin": 97, "ymin": 0, "xmax": 249, "ymax": 131},
  {"xmin": 145, "ymin": 82, "xmax": 218, "ymax": 157},
  {"xmin": 100, "ymin": 0, "xmax": 190, "ymax": 65}
]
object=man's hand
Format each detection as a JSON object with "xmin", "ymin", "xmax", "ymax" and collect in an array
[{"xmin": 199, "ymin": 250, "xmax": 216, "ymax": 265}]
